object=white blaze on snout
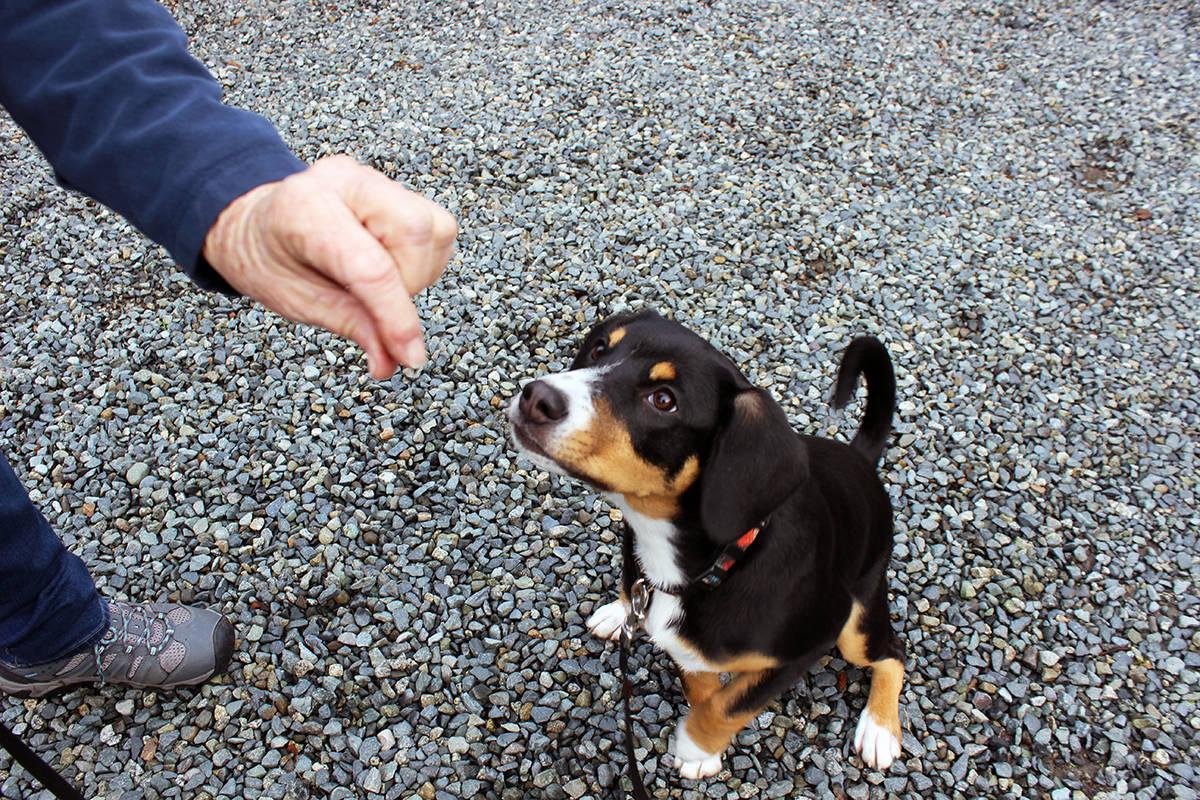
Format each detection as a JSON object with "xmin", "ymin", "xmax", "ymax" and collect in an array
[{"xmin": 508, "ymin": 366, "xmax": 609, "ymax": 476}]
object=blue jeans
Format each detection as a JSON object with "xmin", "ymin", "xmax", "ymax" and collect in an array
[{"xmin": 0, "ymin": 451, "xmax": 108, "ymax": 667}]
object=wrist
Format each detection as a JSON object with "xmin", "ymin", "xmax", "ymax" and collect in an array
[{"xmin": 202, "ymin": 180, "xmax": 280, "ymax": 291}]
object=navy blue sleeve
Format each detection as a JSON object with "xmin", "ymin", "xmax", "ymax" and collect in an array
[{"xmin": 0, "ymin": 0, "xmax": 307, "ymax": 292}]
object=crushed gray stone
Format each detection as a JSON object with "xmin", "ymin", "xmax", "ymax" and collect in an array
[{"xmin": 2, "ymin": 0, "xmax": 1198, "ymax": 798}]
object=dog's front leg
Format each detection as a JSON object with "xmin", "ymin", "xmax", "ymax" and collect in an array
[
  {"xmin": 586, "ymin": 521, "xmax": 643, "ymax": 641},
  {"xmin": 673, "ymin": 669, "xmax": 772, "ymax": 779}
]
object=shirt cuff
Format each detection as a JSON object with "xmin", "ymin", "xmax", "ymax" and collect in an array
[{"xmin": 169, "ymin": 147, "xmax": 307, "ymax": 294}]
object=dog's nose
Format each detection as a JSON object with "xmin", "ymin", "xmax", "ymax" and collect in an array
[{"xmin": 519, "ymin": 380, "xmax": 568, "ymax": 424}]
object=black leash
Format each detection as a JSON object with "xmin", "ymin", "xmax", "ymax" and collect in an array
[
  {"xmin": 0, "ymin": 720, "xmax": 85, "ymax": 800},
  {"xmin": 617, "ymin": 579, "xmax": 653, "ymax": 800}
]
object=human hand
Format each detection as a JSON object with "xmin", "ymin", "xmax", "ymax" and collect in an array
[{"xmin": 202, "ymin": 155, "xmax": 457, "ymax": 378}]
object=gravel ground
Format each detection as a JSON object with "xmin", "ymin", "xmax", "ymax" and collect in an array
[{"xmin": 2, "ymin": 0, "xmax": 1198, "ymax": 798}]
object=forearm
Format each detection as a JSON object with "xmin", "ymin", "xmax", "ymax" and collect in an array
[{"xmin": 0, "ymin": 0, "xmax": 305, "ymax": 290}]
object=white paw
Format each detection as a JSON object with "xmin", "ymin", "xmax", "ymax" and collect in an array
[
  {"xmin": 672, "ymin": 718, "xmax": 724, "ymax": 779},
  {"xmin": 586, "ymin": 599, "xmax": 629, "ymax": 641},
  {"xmin": 854, "ymin": 709, "xmax": 901, "ymax": 770}
]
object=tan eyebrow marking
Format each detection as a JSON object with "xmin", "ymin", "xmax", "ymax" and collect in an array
[
  {"xmin": 650, "ymin": 361, "xmax": 676, "ymax": 382},
  {"xmin": 608, "ymin": 327, "xmax": 626, "ymax": 347}
]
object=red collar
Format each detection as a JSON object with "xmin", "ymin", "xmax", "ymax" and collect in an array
[
  {"xmin": 735, "ymin": 525, "xmax": 761, "ymax": 550},
  {"xmin": 695, "ymin": 520, "xmax": 766, "ymax": 589}
]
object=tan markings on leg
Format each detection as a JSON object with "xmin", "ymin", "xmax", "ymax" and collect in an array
[
  {"xmin": 608, "ymin": 327, "xmax": 626, "ymax": 347},
  {"xmin": 684, "ymin": 669, "xmax": 771, "ymax": 755},
  {"xmin": 837, "ymin": 602, "xmax": 904, "ymax": 740},
  {"xmin": 866, "ymin": 657, "xmax": 904, "ymax": 740},
  {"xmin": 681, "ymin": 670, "xmax": 722, "ymax": 707},
  {"xmin": 650, "ymin": 361, "xmax": 676, "ymax": 381},
  {"xmin": 836, "ymin": 601, "xmax": 869, "ymax": 666}
]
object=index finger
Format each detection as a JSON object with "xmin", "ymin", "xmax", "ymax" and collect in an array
[
  {"xmin": 286, "ymin": 188, "xmax": 429, "ymax": 369},
  {"xmin": 336, "ymin": 225, "xmax": 428, "ymax": 369}
]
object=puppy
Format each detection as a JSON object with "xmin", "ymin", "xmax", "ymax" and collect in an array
[{"xmin": 508, "ymin": 310, "xmax": 905, "ymax": 778}]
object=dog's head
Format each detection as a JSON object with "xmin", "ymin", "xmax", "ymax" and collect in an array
[{"xmin": 509, "ymin": 310, "xmax": 807, "ymax": 544}]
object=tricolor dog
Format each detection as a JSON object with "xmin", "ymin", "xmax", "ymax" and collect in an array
[{"xmin": 508, "ymin": 310, "xmax": 906, "ymax": 778}]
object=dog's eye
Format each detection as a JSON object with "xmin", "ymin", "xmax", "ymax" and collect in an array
[
  {"xmin": 648, "ymin": 388, "xmax": 677, "ymax": 413},
  {"xmin": 588, "ymin": 342, "xmax": 608, "ymax": 361}
]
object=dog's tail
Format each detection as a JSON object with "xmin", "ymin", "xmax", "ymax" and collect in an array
[{"xmin": 831, "ymin": 336, "xmax": 896, "ymax": 464}]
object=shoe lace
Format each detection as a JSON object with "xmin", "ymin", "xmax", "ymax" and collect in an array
[{"xmin": 92, "ymin": 603, "xmax": 175, "ymax": 684}]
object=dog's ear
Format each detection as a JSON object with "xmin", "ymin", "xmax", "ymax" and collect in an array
[{"xmin": 699, "ymin": 388, "xmax": 808, "ymax": 545}]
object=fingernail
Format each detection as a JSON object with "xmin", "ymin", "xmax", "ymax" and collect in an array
[
  {"xmin": 403, "ymin": 338, "xmax": 427, "ymax": 369},
  {"xmin": 368, "ymin": 355, "xmax": 391, "ymax": 380}
]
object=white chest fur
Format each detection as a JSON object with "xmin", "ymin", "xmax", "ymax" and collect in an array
[
  {"xmin": 614, "ymin": 500, "xmax": 685, "ymax": 588},
  {"xmin": 613, "ymin": 499, "xmax": 711, "ymax": 673}
]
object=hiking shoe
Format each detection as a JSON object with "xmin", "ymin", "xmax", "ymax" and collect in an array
[{"xmin": 0, "ymin": 600, "xmax": 235, "ymax": 697}]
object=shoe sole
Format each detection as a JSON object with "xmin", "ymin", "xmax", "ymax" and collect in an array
[{"xmin": 0, "ymin": 668, "xmax": 220, "ymax": 698}]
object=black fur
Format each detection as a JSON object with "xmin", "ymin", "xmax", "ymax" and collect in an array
[
  {"xmin": 697, "ymin": 387, "xmax": 809, "ymax": 546},
  {"xmin": 832, "ymin": 336, "xmax": 896, "ymax": 464}
]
